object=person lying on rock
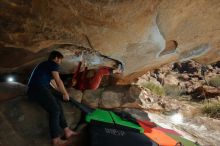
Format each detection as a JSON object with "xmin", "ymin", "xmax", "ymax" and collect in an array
[
  {"xmin": 68, "ymin": 58, "xmax": 122, "ymax": 91},
  {"xmin": 51, "ymin": 53, "xmax": 122, "ymax": 92},
  {"xmin": 27, "ymin": 51, "xmax": 77, "ymax": 146}
]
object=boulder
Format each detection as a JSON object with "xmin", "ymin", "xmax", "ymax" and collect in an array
[
  {"xmin": 121, "ymin": 85, "xmax": 143, "ymax": 108},
  {"xmin": 163, "ymin": 73, "xmax": 179, "ymax": 85},
  {"xmin": 82, "ymin": 89, "xmax": 103, "ymax": 108},
  {"xmin": 1, "ymin": 1, "xmax": 220, "ymax": 83},
  {"xmin": 0, "ymin": 82, "xmax": 27, "ymax": 102},
  {"xmin": 68, "ymin": 87, "xmax": 83, "ymax": 103},
  {"xmin": 100, "ymin": 90, "xmax": 123, "ymax": 109},
  {"xmin": 0, "ymin": 96, "xmax": 81, "ymax": 146},
  {"xmin": 191, "ymin": 85, "xmax": 220, "ymax": 100}
]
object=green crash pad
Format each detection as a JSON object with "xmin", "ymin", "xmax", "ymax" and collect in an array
[
  {"xmin": 167, "ymin": 133, "xmax": 200, "ymax": 146},
  {"xmin": 86, "ymin": 109, "xmax": 114, "ymax": 124},
  {"xmin": 86, "ymin": 109, "xmax": 144, "ymax": 133}
]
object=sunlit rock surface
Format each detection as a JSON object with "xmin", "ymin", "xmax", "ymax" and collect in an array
[{"xmin": 0, "ymin": 0, "xmax": 220, "ymax": 83}]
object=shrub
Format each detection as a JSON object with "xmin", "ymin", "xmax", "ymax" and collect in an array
[
  {"xmin": 141, "ymin": 82, "xmax": 165, "ymax": 96},
  {"xmin": 208, "ymin": 75, "xmax": 220, "ymax": 87},
  {"xmin": 201, "ymin": 102, "xmax": 220, "ymax": 119},
  {"xmin": 163, "ymin": 84, "xmax": 186, "ymax": 97}
]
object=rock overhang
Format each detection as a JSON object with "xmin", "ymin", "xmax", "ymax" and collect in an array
[{"xmin": 0, "ymin": 0, "xmax": 220, "ymax": 83}]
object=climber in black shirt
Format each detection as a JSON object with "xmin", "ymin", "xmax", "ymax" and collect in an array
[{"xmin": 27, "ymin": 51, "xmax": 77, "ymax": 146}]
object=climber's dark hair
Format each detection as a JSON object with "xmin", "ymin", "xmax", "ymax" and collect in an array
[{"xmin": 48, "ymin": 51, "xmax": 64, "ymax": 60}]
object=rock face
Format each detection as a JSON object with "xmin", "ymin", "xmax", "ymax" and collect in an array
[
  {"xmin": 192, "ymin": 85, "xmax": 220, "ymax": 100},
  {"xmin": 0, "ymin": 82, "xmax": 27, "ymax": 102},
  {"xmin": 0, "ymin": 96, "xmax": 81, "ymax": 146},
  {"xmin": 0, "ymin": 83, "xmax": 179, "ymax": 146},
  {"xmin": 76, "ymin": 85, "xmax": 177, "ymax": 112},
  {"xmin": 0, "ymin": 0, "xmax": 220, "ymax": 82}
]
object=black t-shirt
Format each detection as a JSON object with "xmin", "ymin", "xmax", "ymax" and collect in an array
[{"xmin": 28, "ymin": 60, "xmax": 59, "ymax": 87}]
